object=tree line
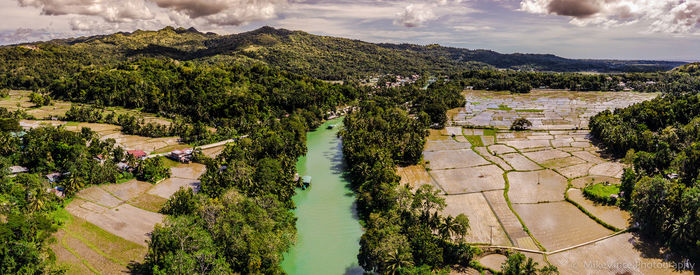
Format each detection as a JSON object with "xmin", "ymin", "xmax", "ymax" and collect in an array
[{"xmin": 589, "ymin": 93, "xmax": 700, "ymax": 262}]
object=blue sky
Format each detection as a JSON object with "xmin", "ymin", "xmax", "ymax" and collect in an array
[{"xmin": 1, "ymin": 0, "xmax": 699, "ymax": 60}]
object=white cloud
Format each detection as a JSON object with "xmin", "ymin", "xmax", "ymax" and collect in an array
[
  {"xmin": 394, "ymin": 0, "xmax": 468, "ymax": 28},
  {"xmin": 395, "ymin": 4, "xmax": 436, "ymax": 27},
  {"xmin": 151, "ymin": 0, "xmax": 287, "ymax": 26},
  {"xmin": 520, "ymin": 0, "xmax": 700, "ymax": 33},
  {"xmin": 18, "ymin": 0, "xmax": 155, "ymax": 22}
]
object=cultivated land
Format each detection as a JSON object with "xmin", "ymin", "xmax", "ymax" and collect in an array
[
  {"xmin": 53, "ymin": 150, "xmax": 221, "ymax": 273},
  {"xmin": 2, "ymin": 90, "xmax": 171, "ymax": 125},
  {"xmin": 400, "ymin": 90, "xmax": 691, "ymax": 274}
]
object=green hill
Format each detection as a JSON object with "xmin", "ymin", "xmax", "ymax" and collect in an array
[{"xmin": 0, "ymin": 26, "xmax": 686, "ymax": 89}]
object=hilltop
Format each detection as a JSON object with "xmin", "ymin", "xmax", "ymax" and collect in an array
[{"xmin": 0, "ymin": 26, "xmax": 685, "ymax": 87}]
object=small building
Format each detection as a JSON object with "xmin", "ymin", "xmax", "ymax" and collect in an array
[
  {"xmin": 8, "ymin": 166, "xmax": 28, "ymax": 174},
  {"xmin": 301, "ymin": 176, "xmax": 312, "ymax": 190},
  {"xmin": 117, "ymin": 162, "xmax": 130, "ymax": 171},
  {"xmin": 169, "ymin": 149, "xmax": 193, "ymax": 163},
  {"xmin": 46, "ymin": 173, "xmax": 62, "ymax": 183},
  {"xmin": 127, "ymin": 150, "xmax": 147, "ymax": 160}
]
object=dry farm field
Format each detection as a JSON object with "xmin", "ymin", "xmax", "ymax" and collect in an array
[{"xmin": 53, "ymin": 161, "xmax": 218, "ymax": 273}]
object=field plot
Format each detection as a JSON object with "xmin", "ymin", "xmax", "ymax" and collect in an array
[
  {"xmin": 513, "ymin": 202, "xmax": 613, "ymax": 251},
  {"xmin": 2, "ymin": 90, "xmax": 171, "ymax": 124},
  {"xmin": 482, "ymin": 190, "xmax": 538, "ymax": 250},
  {"xmin": 56, "ymin": 162, "xmax": 209, "ymax": 272},
  {"xmin": 424, "ymin": 149, "xmax": 490, "ymax": 170},
  {"xmin": 431, "ymin": 165, "xmax": 505, "ymax": 194},
  {"xmin": 474, "ymin": 147, "xmax": 512, "ymax": 171},
  {"xmin": 567, "ymin": 189, "xmax": 630, "ymax": 229},
  {"xmin": 571, "ymin": 175, "xmax": 620, "ymax": 189},
  {"xmin": 507, "ymin": 170, "xmax": 567, "ymax": 204},
  {"xmin": 21, "ymin": 120, "xmax": 183, "ymax": 154},
  {"xmin": 454, "ymin": 90, "xmax": 658, "ymax": 130},
  {"xmin": 548, "ymin": 233, "xmax": 693, "ymax": 275},
  {"xmin": 397, "ymin": 165, "xmax": 436, "ymax": 189},
  {"xmin": 442, "ymin": 193, "xmax": 510, "ymax": 246},
  {"xmin": 500, "ymin": 153, "xmax": 541, "ymax": 171}
]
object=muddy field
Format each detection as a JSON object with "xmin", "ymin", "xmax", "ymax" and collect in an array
[
  {"xmin": 454, "ymin": 90, "xmax": 658, "ymax": 130},
  {"xmin": 398, "ymin": 91, "xmax": 686, "ymax": 274}
]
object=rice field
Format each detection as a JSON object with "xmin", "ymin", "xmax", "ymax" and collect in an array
[{"xmin": 397, "ymin": 90, "xmax": 686, "ymax": 274}]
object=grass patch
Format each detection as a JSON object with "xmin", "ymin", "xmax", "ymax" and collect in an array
[
  {"xmin": 161, "ymin": 158, "xmax": 181, "ymax": 168},
  {"xmin": 515, "ymin": 109, "xmax": 544, "ymax": 113},
  {"xmin": 488, "ymin": 104, "xmax": 512, "ymax": 111},
  {"xmin": 66, "ymin": 216, "xmax": 146, "ymax": 266},
  {"xmin": 64, "ymin": 121, "xmax": 80, "ymax": 126},
  {"xmin": 483, "ymin": 128, "xmax": 497, "ymax": 137},
  {"xmin": 50, "ymin": 207, "xmax": 73, "ymax": 227},
  {"xmin": 128, "ymin": 193, "xmax": 168, "ymax": 213},
  {"xmin": 465, "ymin": 135, "xmax": 484, "ymax": 147},
  {"xmin": 583, "ymin": 183, "xmax": 620, "ymax": 205},
  {"xmin": 150, "ymin": 143, "xmax": 191, "ymax": 154}
]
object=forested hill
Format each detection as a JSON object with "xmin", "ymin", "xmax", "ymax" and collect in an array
[{"xmin": 0, "ymin": 26, "xmax": 685, "ymax": 87}]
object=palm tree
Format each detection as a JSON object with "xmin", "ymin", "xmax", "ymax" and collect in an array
[
  {"xmin": 385, "ymin": 249, "xmax": 412, "ymax": 275},
  {"xmin": 523, "ymin": 257, "xmax": 539, "ymax": 274},
  {"xmin": 65, "ymin": 176, "xmax": 85, "ymax": 196},
  {"xmin": 26, "ymin": 190, "xmax": 45, "ymax": 212}
]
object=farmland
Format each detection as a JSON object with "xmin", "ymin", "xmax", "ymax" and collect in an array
[{"xmin": 400, "ymin": 90, "xmax": 692, "ymax": 274}]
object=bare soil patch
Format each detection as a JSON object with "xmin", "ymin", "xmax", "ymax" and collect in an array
[
  {"xmin": 507, "ymin": 170, "xmax": 567, "ymax": 204},
  {"xmin": 430, "ymin": 165, "xmax": 505, "ymax": 194},
  {"xmin": 513, "ymin": 202, "xmax": 613, "ymax": 251},
  {"xmin": 482, "ymin": 191, "xmax": 537, "ymax": 250},
  {"xmin": 500, "ymin": 153, "xmax": 541, "ymax": 171},
  {"xmin": 523, "ymin": 149, "xmax": 571, "ymax": 164},
  {"xmin": 424, "ymin": 149, "xmax": 490, "ymax": 170},
  {"xmin": 571, "ymin": 176, "xmax": 621, "ymax": 189},
  {"xmin": 101, "ymin": 179, "xmax": 152, "ymax": 201},
  {"xmin": 488, "ymin": 144, "xmax": 516, "ymax": 155},
  {"xmin": 548, "ymin": 233, "xmax": 693, "ymax": 275},
  {"xmin": 478, "ymin": 254, "xmax": 507, "ymax": 272},
  {"xmin": 474, "ymin": 147, "xmax": 512, "ymax": 171},
  {"xmin": 541, "ymin": 156, "xmax": 587, "ymax": 169},
  {"xmin": 442, "ymin": 193, "xmax": 510, "ymax": 246},
  {"xmin": 66, "ymin": 199, "xmax": 164, "ymax": 245},
  {"xmin": 398, "ymin": 165, "xmax": 436, "ymax": 189},
  {"xmin": 557, "ymin": 163, "xmax": 595, "ymax": 179},
  {"xmin": 147, "ymin": 177, "xmax": 200, "ymax": 199},
  {"xmin": 170, "ymin": 163, "xmax": 207, "ymax": 180},
  {"xmin": 589, "ymin": 162, "xmax": 625, "ymax": 178},
  {"xmin": 75, "ymin": 187, "xmax": 123, "ymax": 208},
  {"xmin": 567, "ymin": 189, "xmax": 630, "ymax": 229}
]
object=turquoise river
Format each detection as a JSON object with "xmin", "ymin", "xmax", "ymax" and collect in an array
[{"xmin": 281, "ymin": 118, "xmax": 364, "ymax": 275}]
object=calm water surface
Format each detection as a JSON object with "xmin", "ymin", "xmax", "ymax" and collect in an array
[{"xmin": 281, "ymin": 118, "xmax": 364, "ymax": 275}]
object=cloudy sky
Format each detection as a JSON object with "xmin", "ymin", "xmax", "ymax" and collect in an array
[{"xmin": 1, "ymin": 0, "xmax": 699, "ymax": 60}]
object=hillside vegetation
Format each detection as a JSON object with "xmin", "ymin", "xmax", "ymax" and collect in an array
[{"xmin": 0, "ymin": 26, "xmax": 684, "ymax": 90}]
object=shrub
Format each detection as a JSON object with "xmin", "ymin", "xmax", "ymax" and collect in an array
[
  {"xmin": 583, "ymin": 182, "xmax": 620, "ymax": 205},
  {"xmin": 510, "ymin": 118, "xmax": 532, "ymax": 131},
  {"xmin": 136, "ymin": 157, "xmax": 171, "ymax": 183}
]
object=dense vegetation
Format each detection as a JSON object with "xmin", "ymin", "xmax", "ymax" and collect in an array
[
  {"xmin": 590, "ymin": 92, "xmax": 700, "ymax": 261},
  {"xmin": 0, "ymin": 107, "xmax": 139, "ymax": 274},
  {"xmin": 340, "ymin": 87, "xmax": 473, "ymax": 272},
  {"xmin": 142, "ymin": 115, "xmax": 311, "ymax": 274},
  {"xmin": 449, "ymin": 69, "xmax": 700, "ymax": 94},
  {"xmin": 0, "ymin": 27, "xmax": 683, "ymax": 92}
]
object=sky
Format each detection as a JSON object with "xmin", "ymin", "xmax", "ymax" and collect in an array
[{"xmin": 1, "ymin": 0, "xmax": 699, "ymax": 61}]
